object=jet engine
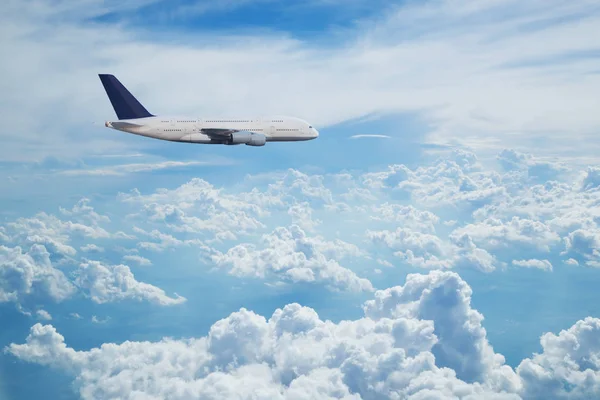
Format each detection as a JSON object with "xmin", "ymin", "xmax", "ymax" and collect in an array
[{"xmin": 229, "ymin": 132, "xmax": 266, "ymax": 147}]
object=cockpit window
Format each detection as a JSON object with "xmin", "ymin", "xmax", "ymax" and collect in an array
[{"xmin": 309, "ymin": 126, "xmax": 312, "ymax": 128}]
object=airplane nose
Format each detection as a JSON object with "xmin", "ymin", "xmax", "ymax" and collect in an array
[{"xmin": 312, "ymin": 128, "xmax": 319, "ymax": 138}]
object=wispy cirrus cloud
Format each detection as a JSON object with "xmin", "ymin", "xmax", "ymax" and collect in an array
[
  {"xmin": 350, "ymin": 134, "xmax": 391, "ymax": 139},
  {"xmin": 57, "ymin": 160, "xmax": 233, "ymax": 176},
  {"xmin": 1, "ymin": 0, "xmax": 600, "ymax": 162}
]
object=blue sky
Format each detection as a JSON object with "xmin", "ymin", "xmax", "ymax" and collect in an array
[
  {"xmin": 89, "ymin": 0, "xmax": 396, "ymax": 36},
  {"xmin": 2, "ymin": 1, "xmax": 600, "ymax": 399}
]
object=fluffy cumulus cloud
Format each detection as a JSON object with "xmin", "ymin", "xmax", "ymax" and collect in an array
[
  {"xmin": 211, "ymin": 225, "xmax": 372, "ymax": 292},
  {"xmin": 347, "ymin": 149, "xmax": 600, "ymax": 273},
  {"xmin": 122, "ymin": 254, "xmax": 152, "ymax": 266},
  {"xmin": 8, "ymin": 270, "xmax": 600, "ymax": 399},
  {"xmin": 562, "ymin": 229, "xmax": 600, "ymax": 268},
  {"xmin": 517, "ymin": 317, "xmax": 600, "ymax": 399},
  {"xmin": 0, "ymin": 244, "xmax": 75, "ymax": 305},
  {"xmin": 73, "ymin": 260, "xmax": 185, "ymax": 306},
  {"xmin": 3, "ymin": 213, "xmax": 103, "ymax": 257},
  {"xmin": 451, "ymin": 217, "xmax": 561, "ymax": 253},
  {"xmin": 496, "ymin": 150, "xmax": 569, "ymax": 182},
  {"xmin": 367, "ymin": 227, "xmax": 497, "ymax": 272},
  {"xmin": 81, "ymin": 244, "xmax": 104, "ymax": 253},
  {"xmin": 0, "ymin": 244, "xmax": 185, "ymax": 311},
  {"xmin": 36, "ymin": 309, "xmax": 52, "ymax": 320},
  {"xmin": 360, "ymin": 150, "xmax": 507, "ymax": 215},
  {"xmin": 4, "ymin": 147, "xmax": 599, "ymax": 305},
  {"xmin": 1, "ymin": 199, "xmax": 113, "ymax": 257},
  {"xmin": 119, "ymin": 178, "xmax": 276, "ymax": 241},
  {"xmin": 109, "ymin": 147, "xmax": 600, "ymax": 281},
  {"xmin": 3, "ymin": 147, "xmax": 600, "ymax": 396},
  {"xmin": 2, "ymin": 147, "xmax": 600, "ymax": 396},
  {"xmin": 512, "ymin": 259, "xmax": 553, "ymax": 272},
  {"xmin": 0, "ymin": 199, "xmax": 187, "ymax": 312},
  {"xmin": 369, "ymin": 204, "xmax": 439, "ymax": 234}
]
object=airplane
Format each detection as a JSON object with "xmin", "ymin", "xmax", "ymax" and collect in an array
[{"xmin": 98, "ymin": 74, "xmax": 319, "ymax": 147}]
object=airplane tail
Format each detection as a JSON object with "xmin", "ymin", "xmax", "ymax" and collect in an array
[{"xmin": 98, "ymin": 74, "xmax": 154, "ymax": 120}]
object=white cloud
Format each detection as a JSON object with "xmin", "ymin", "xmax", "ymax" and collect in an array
[
  {"xmin": 512, "ymin": 259, "xmax": 553, "ymax": 272},
  {"xmin": 59, "ymin": 198, "xmax": 110, "ymax": 224},
  {"xmin": 582, "ymin": 167, "xmax": 600, "ymax": 190},
  {"xmin": 137, "ymin": 201, "xmax": 266, "ymax": 239},
  {"xmin": 4, "ymin": 145, "xmax": 600, "ymax": 397},
  {"xmin": 562, "ymin": 228, "xmax": 600, "ymax": 268},
  {"xmin": 114, "ymin": 231, "xmax": 137, "ymax": 240},
  {"xmin": 0, "ymin": 244, "xmax": 76, "ymax": 305},
  {"xmin": 80, "ymin": 244, "xmax": 104, "ymax": 253},
  {"xmin": 0, "ymin": 202, "xmax": 188, "ymax": 311},
  {"xmin": 368, "ymin": 227, "xmax": 497, "ymax": 272},
  {"xmin": 354, "ymin": 149, "xmax": 600, "ymax": 270},
  {"xmin": 565, "ymin": 258, "xmax": 579, "ymax": 267},
  {"xmin": 368, "ymin": 228, "xmax": 446, "ymax": 259},
  {"xmin": 376, "ymin": 259, "xmax": 393, "ymax": 268},
  {"xmin": 59, "ymin": 160, "xmax": 231, "ymax": 176},
  {"xmin": 73, "ymin": 260, "xmax": 186, "ymax": 306},
  {"xmin": 132, "ymin": 227, "xmax": 211, "ymax": 253},
  {"xmin": 517, "ymin": 317, "xmax": 600, "ymax": 399},
  {"xmin": 2, "ymin": 147, "xmax": 599, "ymax": 330},
  {"xmin": 362, "ymin": 271, "xmax": 517, "ymax": 387},
  {"xmin": 288, "ymin": 202, "xmax": 322, "ymax": 232},
  {"xmin": 269, "ymin": 170, "xmax": 335, "ymax": 206},
  {"xmin": 350, "ymin": 134, "xmax": 391, "ymax": 139},
  {"xmin": 3, "ymin": 200, "xmax": 112, "ymax": 257},
  {"xmin": 472, "ymin": 168, "xmax": 600, "ymax": 237},
  {"xmin": 212, "ymin": 225, "xmax": 373, "ymax": 292},
  {"xmin": 119, "ymin": 178, "xmax": 276, "ymax": 241},
  {"xmin": 36, "ymin": 309, "xmax": 52, "ymax": 321},
  {"xmin": 122, "ymin": 254, "xmax": 152, "ymax": 266},
  {"xmin": 451, "ymin": 217, "xmax": 561, "ymax": 253},
  {"xmin": 22, "ymin": 148, "xmax": 591, "ymax": 281},
  {"xmin": 2, "ymin": 147, "xmax": 598, "ymax": 305},
  {"xmin": 361, "ymin": 151, "xmax": 506, "ymax": 212},
  {"xmin": 497, "ymin": 149, "xmax": 569, "ymax": 182},
  {"xmin": 369, "ymin": 203, "xmax": 440, "ymax": 233},
  {"xmin": 14, "ymin": 269, "xmax": 600, "ymax": 399},
  {"xmin": 91, "ymin": 315, "xmax": 110, "ymax": 324}
]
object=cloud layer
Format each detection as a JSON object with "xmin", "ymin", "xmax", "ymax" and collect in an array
[
  {"xmin": 7, "ymin": 270, "xmax": 600, "ymax": 399},
  {"xmin": 3, "ymin": 147, "xmax": 600, "ymax": 312},
  {"xmin": 0, "ymin": 199, "xmax": 185, "ymax": 313},
  {"xmin": 2, "ymin": 146, "xmax": 600, "ymax": 398}
]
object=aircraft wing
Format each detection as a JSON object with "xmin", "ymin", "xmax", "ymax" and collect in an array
[{"xmin": 201, "ymin": 128, "xmax": 239, "ymax": 139}]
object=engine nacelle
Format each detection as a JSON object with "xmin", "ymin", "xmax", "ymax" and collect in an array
[
  {"xmin": 229, "ymin": 132, "xmax": 266, "ymax": 147},
  {"xmin": 246, "ymin": 133, "xmax": 266, "ymax": 146}
]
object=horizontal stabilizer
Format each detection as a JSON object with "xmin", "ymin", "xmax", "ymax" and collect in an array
[{"xmin": 98, "ymin": 74, "xmax": 154, "ymax": 120}]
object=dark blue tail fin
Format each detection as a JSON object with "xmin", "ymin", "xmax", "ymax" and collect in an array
[{"xmin": 98, "ymin": 74, "xmax": 154, "ymax": 120}]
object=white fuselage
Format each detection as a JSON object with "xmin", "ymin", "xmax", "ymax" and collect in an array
[{"xmin": 105, "ymin": 116, "xmax": 319, "ymax": 144}]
